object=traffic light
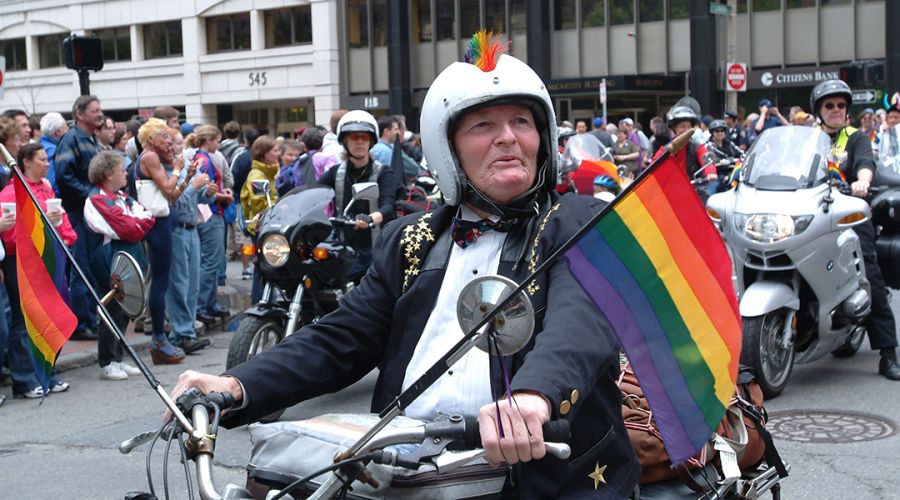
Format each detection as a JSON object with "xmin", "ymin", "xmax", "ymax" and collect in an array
[{"xmin": 63, "ymin": 35, "xmax": 103, "ymax": 71}]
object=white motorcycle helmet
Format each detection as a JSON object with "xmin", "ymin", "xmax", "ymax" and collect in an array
[
  {"xmin": 336, "ymin": 110, "xmax": 379, "ymax": 151},
  {"xmin": 420, "ymin": 52, "xmax": 558, "ymax": 218}
]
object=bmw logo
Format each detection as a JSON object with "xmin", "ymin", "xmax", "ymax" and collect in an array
[{"xmin": 826, "ymin": 260, "xmax": 834, "ymax": 271}]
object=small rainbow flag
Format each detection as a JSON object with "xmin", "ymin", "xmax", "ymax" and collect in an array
[
  {"xmin": 564, "ymin": 154, "xmax": 742, "ymax": 463},
  {"xmin": 14, "ymin": 179, "xmax": 77, "ymax": 392},
  {"xmin": 827, "ymin": 160, "xmax": 846, "ymax": 182},
  {"xmin": 726, "ymin": 158, "xmax": 742, "ymax": 188}
]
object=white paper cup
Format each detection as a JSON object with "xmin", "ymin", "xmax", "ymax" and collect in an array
[
  {"xmin": 46, "ymin": 198, "xmax": 61, "ymax": 213},
  {"xmin": 1, "ymin": 202, "xmax": 15, "ymax": 217}
]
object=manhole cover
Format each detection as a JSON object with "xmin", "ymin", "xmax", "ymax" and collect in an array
[{"xmin": 768, "ymin": 410, "xmax": 897, "ymax": 443}]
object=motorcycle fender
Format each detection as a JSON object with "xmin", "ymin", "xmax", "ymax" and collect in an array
[
  {"xmin": 739, "ymin": 281, "xmax": 800, "ymax": 317},
  {"xmin": 243, "ymin": 303, "xmax": 289, "ymax": 320}
]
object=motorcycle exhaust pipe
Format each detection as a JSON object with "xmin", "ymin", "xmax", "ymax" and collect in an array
[{"xmin": 841, "ymin": 289, "xmax": 871, "ymax": 323}]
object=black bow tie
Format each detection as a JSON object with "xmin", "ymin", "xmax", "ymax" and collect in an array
[{"xmin": 450, "ymin": 216, "xmax": 516, "ymax": 248}]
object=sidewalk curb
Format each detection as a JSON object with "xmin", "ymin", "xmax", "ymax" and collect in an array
[{"xmin": 55, "ymin": 283, "xmax": 251, "ymax": 373}]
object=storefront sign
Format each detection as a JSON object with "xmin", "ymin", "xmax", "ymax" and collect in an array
[
  {"xmin": 748, "ymin": 65, "xmax": 840, "ymax": 89},
  {"xmin": 548, "ymin": 74, "xmax": 684, "ymax": 94}
]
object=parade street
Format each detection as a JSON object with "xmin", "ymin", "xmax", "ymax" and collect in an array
[{"xmin": 0, "ymin": 261, "xmax": 898, "ymax": 499}]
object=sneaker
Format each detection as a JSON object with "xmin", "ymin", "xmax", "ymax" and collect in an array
[
  {"xmin": 49, "ymin": 381, "xmax": 70, "ymax": 393},
  {"xmin": 100, "ymin": 363, "xmax": 129, "ymax": 381},
  {"xmin": 14, "ymin": 386, "xmax": 46, "ymax": 399},
  {"xmin": 241, "ymin": 268, "xmax": 253, "ymax": 280},
  {"xmin": 113, "ymin": 361, "xmax": 141, "ymax": 377}
]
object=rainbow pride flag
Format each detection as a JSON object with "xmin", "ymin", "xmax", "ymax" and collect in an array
[
  {"xmin": 14, "ymin": 178, "xmax": 77, "ymax": 391},
  {"xmin": 564, "ymin": 154, "xmax": 742, "ymax": 463},
  {"xmin": 827, "ymin": 160, "xmax": 846, "ymax": 182}
]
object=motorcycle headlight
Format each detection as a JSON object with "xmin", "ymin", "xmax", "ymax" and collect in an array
[
  {"xmin": 261, "ymin": 234, "xmax": 290, "ymax": 268},
  {"xmin": 734, "ymin": 213, "xmax": 814, "ymax": 243}
]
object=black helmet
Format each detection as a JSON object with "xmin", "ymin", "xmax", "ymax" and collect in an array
[
  {"xmin": 810, "ymin": 79, "xmax": 852, "ymax": 117},
  {"xmin": 666, "ymin": 105, "xmax": 700, "ymax": 128},
  {"xmin": 709, "ymin": 119, "xmax": 727, "ymax": 131}
]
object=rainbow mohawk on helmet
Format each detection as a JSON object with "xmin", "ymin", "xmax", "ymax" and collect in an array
[{"xmin": 464, "ymin": 30, "xmax": 507, "ymax": 72}]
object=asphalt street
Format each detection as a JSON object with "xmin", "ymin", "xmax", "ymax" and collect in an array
[{"xmin": 2, "ymin": 269, "xmax": 900, "ymax": 498}]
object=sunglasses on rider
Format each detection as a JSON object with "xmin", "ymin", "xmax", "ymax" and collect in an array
[
  {"xmin": 823, "ymin": 102, "xmax": 847, "ymax": 110},
  {"xmin": 346, "ymin": 132, "xmax": 370, "ymax": 142}
]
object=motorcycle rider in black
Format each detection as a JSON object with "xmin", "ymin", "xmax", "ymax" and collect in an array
[
  {"xmin": 708, "ymin": 119, "xmax": 743, "ymax": 160},
  {"xmin": 812, "ymin": 79, "xmax": 900, "ymax": 380}
]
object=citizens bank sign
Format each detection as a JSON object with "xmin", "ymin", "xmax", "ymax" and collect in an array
[{"xmin": 748, "ymin": 65, "xmax": 840, "ymax": 89}]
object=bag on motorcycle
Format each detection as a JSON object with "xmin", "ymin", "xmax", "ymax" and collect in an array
[
  {"xmin": 618, "ymin": 359, "xmax": 770, "ymax": 485},
  {"xmin": 246, "ymin": 414, "xmax": 507, "ymax": 500}
]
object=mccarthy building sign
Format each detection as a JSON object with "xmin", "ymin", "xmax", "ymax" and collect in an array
[{"xmin": 746, "ymin": 65, "xmax": 841, "ymax": 89}]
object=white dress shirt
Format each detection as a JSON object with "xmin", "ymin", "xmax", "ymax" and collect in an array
[{"xmin": 402, "ymin": 205, "xmax": 506, "ymax": 420}]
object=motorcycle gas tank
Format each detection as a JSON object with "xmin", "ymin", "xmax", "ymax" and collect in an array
[
  {"xmin": 870, "ymin": 187, "xmax": 900, "ymax": 232},
  {"xmin": 260, "ymin": 185, "xmax": 334, "ymax": 240}
]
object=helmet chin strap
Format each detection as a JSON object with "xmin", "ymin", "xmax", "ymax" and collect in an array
[{"xmin": 462, "ymin": 158, "xmax": 549, "ymax": 220}]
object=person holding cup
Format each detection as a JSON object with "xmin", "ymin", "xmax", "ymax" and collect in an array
[{"xmin": 0, "ymin": 143, "xmax": 76, "ymax": 398}]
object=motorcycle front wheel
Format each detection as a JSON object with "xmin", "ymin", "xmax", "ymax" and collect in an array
[
  {"xmin": 742, "ymin": 310, "xmax": 795, "ymax": 399},
  {"xmin": 227, "ymin": 316, "xmax": 286, "ymax": 422}
]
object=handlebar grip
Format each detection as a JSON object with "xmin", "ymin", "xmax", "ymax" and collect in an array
[
  {"xmin": 207, "ymin": 391, "xmax": 237, "ymax": 410},
  {"xmin": 463, "ymin": 418, "xmax": 570, "ymax": 448}
]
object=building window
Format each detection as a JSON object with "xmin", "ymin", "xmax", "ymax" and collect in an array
[
  {"xmin": 372, "ymin": 0, "xmax": 388, "ymax": 46},
  {"xmin": 821, "ymin": 0, "xmax": 850, "ymax": 4},
  {"xmin": 38, "ymin": 33, "xmax": 67, "ymax": 68},
  {"xmin": 582, "ymin": 0, "xmax": 605, "ymax": 27},
  {"xmin": 639, "ymin": 0, "xmax": 664, "ymax": 21},
  {"xmin": 265, "ymin": 6, "xmax": 312, "ymax": 47},
  {"xmin": 738, "ymin": 0, "xmax": 748, "ymax": 13},
  {"xmin": 144, "ymin": 21, "xmax": 183, "ymax": 58},
  {"xmin": 412, "ymin": 0, "xmax": 432, "ymax": 43},
  {"xmin": 207, "ymin": 13, "xmax": 251, "ymax": 52},
  {"xmin": 609, "ymin": 0, "xmax": 634, "ymax": 24},
  {"xmin": 753, "ymin": 0, "xmax": 780, "ymax": 11},
  {"xmin": 435, "ymin": 0, "xmax": 456, "ymax": 40},
  {"xmin": 485, "ymin": 0, "xmax": 506, "ymax": 33},
  {"xmin": 669, "ymin": 0, "xmax": 689, "ymax": 19},
  {"xmin": 347, "ymin": 0, "xmax": 369, "ymax": 48},
  {"xmin": 511, "ymin": 0, "xmax": 527, "ymax": 34},
  {"xmin": 0, "ymin": 38, "xmax": 27, "ymax": 71},
  {"xmin": 554, "ymin": 0, "xmax": 576, "ymax": 30},
  {"xmin": 93, "ymin": 27, "xmax": 131, "ymax": 62},
  {"xmin": 460, "ymin": 0, "xmax": 480, "ymax": 39}
]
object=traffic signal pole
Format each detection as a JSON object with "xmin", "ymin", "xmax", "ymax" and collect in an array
[{"xmin": 77, "ymin": 69, "xmax": 90, "ymax": 96}]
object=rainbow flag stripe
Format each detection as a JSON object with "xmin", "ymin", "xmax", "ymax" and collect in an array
[
  {"xmin": 827, "ymin": 161, "xmax": 845, "ymax": 182},
  {"xmin": 14, "ymin": 179, "xmax": 77, "ymax": 389},
  {"xmin": 564, "ymin": 155, "xmax": 742, "ymax": 463}
]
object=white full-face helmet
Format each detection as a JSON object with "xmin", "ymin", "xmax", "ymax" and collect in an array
[
  {"xmin": 420, "ymin": 39, "xmax": 558, "ymax": 219},
  {"xmin": 336, "ymin": 110, "xmax": 379, "ymax": 151}
]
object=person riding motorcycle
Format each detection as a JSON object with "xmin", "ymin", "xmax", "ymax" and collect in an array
[
  {"xmin": 707, "ymin": 119, "xmax": 742, "ymax": 160},
  {"xmin": 812, "ymin": 79, "xmax": 900, "ymax": 380},
  {"xmin": 317, "ymin": 110, "xmax": 397, "ymax": 283},
  {"xmin": 653, "ymin": 103, "xmax": 717, "ymax": 184},
  {"xmin": 167, "ymin": 37, "xmax": 640, "ymax": 499},
  {"xmin": 556, "ymin": 127, "xmax": 577, "ymax": 194}
]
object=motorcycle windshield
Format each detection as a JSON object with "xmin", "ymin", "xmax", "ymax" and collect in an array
[
  {"xmin": 564, "ymin": 133, "xmax": 614, "ymax": 165},
  {"xmin": 264, "ymin": 185, "xmax": 334, "ymax": 229},
  {"xmin": 740, "ymin": 126, "xmax": 832, "ymax": 191}
]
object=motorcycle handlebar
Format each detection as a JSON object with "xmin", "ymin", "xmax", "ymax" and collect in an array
[{"xmin": 460, "ymin": 417, "xmax": 570, "ymax": 449}]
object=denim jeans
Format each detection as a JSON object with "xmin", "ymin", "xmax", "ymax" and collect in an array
[
  {"xmin": 197, "ymin": 213, "xmax": 225, "ymax": 314},
  {"xmin": 166, "ymin": 225, "xmax": 200, "ymax": 345},
  {"xmin": 67, "ymin": 211, "xmax": 98, "ymax": 333},
  {"xmin": 0, "ymin": 277, "xmax": 10, "ymax": 380},
  {"xmin": 145, "ymin": 215, "xmax": 175, "ymax": 342}
]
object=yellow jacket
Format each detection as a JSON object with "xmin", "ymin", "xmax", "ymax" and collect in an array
[{"xmin": 240, "ymin": 160, "xmax": 279, "ymax": 234}]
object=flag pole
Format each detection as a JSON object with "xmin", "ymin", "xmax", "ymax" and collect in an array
[
  {"xmin": 322, "ymin": 128, "xmax": 701, "ymax": 464},
  {"xmin": 0, "ymin": 145, "xmax": 196, "ymax": 433}
]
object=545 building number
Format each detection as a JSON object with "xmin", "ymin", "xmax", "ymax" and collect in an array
[{"xmin": 249, "ymin": 72, "xmax": 267, "ymax": 86}]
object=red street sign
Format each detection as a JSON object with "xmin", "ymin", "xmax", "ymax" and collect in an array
[{"xmin": 727, "ymin": 63, "xmax": 747, "ymax": 92}]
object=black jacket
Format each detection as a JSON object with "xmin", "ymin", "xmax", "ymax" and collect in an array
[{"xmin": 223, "ymin": 193, "xmax": 640, "ymax": 498}]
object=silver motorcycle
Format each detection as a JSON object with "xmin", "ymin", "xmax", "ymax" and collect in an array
[{"xmin": 707, "ymin": 126, "xmax": 873, "ymax": 398}]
